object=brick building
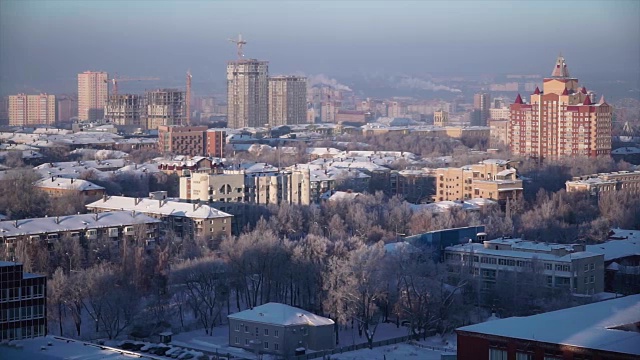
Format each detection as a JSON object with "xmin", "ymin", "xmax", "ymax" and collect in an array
[
  {"xmin": 158, "ymin": 125, "xmax": 207, "ymax": 156},
  {"xmin": 509, "ymin": 56, "xmax": 612, "ymax": 159},
  {"xmin": 206, "ymin": 129, "xmax": 227, "ymax": 158}
]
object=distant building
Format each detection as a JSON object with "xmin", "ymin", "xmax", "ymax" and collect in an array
[
  {"xmin": 488, "ymin": 119, "xmax": 509, "ymax": 147},
  {"xmin": 228, "ymin": 303, "xmax": 335, "ymax": 357},
  {"xmin": 335, "ymin": 110, "xmax": 366, "ymax": 124},
  {"xmin": 445, "ymin": 237, "xmax": 604, "ymax": 295},
  {"xmin": 488, "ymin": 107, "xmax": 510, "ymax": 120},
  {"xmin": 0, "ymin": 261, "xmax": 47, "ymax": 342},
  {"xmin": 56, "ymin": 95, "xmax": 78, "ymax": 122},
  {"xmin": 433, "ymin": 110, "xmax": 449, "ymax": 127},
  {"xmin": 320, "ymin": 101, "xmax": 339, "ymax": 123},
  {"xmin": 456, "ymin": 294, "xmax": 640, "ymax": 360},
  {"xmin": 472, "ymin": 92, "xmax": 491, "ymax": 126},
  {"xmin": 205, "ymin": 129, "xmax": 227, "ymax": 158},
  {"xmin": 587, "ymin": 229, "xmax": 640, "ymax": 295},
  {"xmin": 509, "ymin": 55, "xmax": 612, "ymax": 159},
  {"xmin": 227, "ymin": 59, "xmax": 269, "ymax": 128},
  {"xmin": 105, "ymin": 94, "xmax": 146, "ymax": 128},
  {"xmin": 146, "ymin": 89, "xmax": 185, "ymax": 129},
  {"xmin": 9, "ymin": 94, "xmax": 56, "ymax": 126},
  {"xmin": 158, "ymin": 125, "xmax": 207, "ymax": 156},
  {"xmin": 78, "ymin": 71, "xmax": 108, "ymax": 121},
  {"xmin": 268, "ymin": 76, "xmax": 307, "ymax": 126},
  {"xmin": 35, "ymin": 176, "xmax": 105, "ymax": 201},
  {"xmin": 405, "ymin": 225, "xmax": 486, "ymax": 261},
  {"xmin": 565, "ymin": 170, "xmax": 640, "ymax": 196},
  {"xmin": 431, "ymin": 159, "xmax": 522, "ymax": 203}
]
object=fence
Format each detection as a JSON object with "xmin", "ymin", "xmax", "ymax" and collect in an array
[{"xmin": 292, "ymin": 335, "xmax": 413, "ymax": 360}]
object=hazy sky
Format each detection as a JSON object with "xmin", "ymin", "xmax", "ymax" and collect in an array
[{"xmin": 1, "ymin": 0, "xmax": 638, "ymax": 95}]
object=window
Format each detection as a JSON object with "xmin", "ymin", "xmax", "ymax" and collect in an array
[
  {"xmin": 584, "ymin": 264, "xmax": 589, "ymax": 272},
  {"xmin": 590, "ymin": 263, "xmax": 595, "ymax": 271},
  {"xmin": 274, "ymin": 330, "xmax": 279, "ymax": 337},
  {"xmin": 245, "ymin": 325, "xmax": 249, "ymax": 333},
  {"xmin": 590, "ymin": 275, "xmax": 595, "ymax": 283},
  {"xmin": 255, "ymin": 327, "xmax": 259, "ymax": 335},
  {"xmin": 245, "ymin": 339, "xmax": 249, "ymax": 345},
  {"xmin": 264, "ymin": 328, "xmax": 269, "ymax": 336},
  {"xmin": 489, "ymin": 348, "xmax": 507, "ymax": 360},
  {"xmin": 264, "ymin": 342, "xmax": 269, "ymax": 349},
  {"xmin": 235, "ymin": 324, "xmax": 240, "ymax": 331},
  {"xmin": 516, "ymin": 353, "xmax": 533, "ymax": 360},
  {"xmin": 274, "ymin": 343, "xmax": 279, "ymax": 351},
  {"xmin": 235, "ymin": 337, "xmax": 239, "ymax": 344}
]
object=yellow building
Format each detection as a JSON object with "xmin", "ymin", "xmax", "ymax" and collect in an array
[
  {"xmin": 432, "ymin": 159, "xmax": 522, "ymax": 203},
  {"xmin": 566, "ymin": 170, "xmax": 640, "ymax": 196}
]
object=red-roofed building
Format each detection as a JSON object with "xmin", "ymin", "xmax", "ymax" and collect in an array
[{"xmin": 508, "ymin": 55, "xmax": 612, "ymax": 159}]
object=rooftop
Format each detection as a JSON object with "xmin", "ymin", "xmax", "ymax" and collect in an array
[
  {"xmin": 35, "ymin": 177, "xmax": 105, "ymax": 192},
  {"xmin": 228, "ymin": 302, "xmax": 334, "ymax": 326},
  {"xmin": 586, "ymin": 229, "xmax": 640, "ymax": 261},
  {"xmin": 0, "ymin": 211, "xmax": 160, "ymax": 238},
  {"xmin": 87, "ymin": 196, "xmax": 233, "ymax": 220},
  {"xmin": 457, "ymin": 294, "xmax": 640, "ymax": 356}
]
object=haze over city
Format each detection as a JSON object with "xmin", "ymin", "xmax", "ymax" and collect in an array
[{"xmin": 1, "ymin": 0, "xmax": 639, "ymax": 95}]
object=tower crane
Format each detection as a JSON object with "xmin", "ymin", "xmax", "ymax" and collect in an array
[
  {"xmin": 228, "ymin": 34, "xmax": 247, "ymax": 59},
  {"xmin": 105, "ymin": 76, "xmax": 161, "ymax": 97}
]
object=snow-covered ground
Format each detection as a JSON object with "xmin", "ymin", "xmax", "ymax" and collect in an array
[{"xmin": 329, "ymin": 343, "xmax": 445, "ymax": 360}]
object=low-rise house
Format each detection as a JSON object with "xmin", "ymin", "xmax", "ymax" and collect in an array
[
  {"xmin": 565, "ymin": 170, "xmax": 640, "ymax": 196},
  {"xmin": 0, "ymin": 211, "xmax": 160, "ymax": 258},
  {"xmin": 445, "ymin": 237, "xmax": 604, "ymax": 295},
  {"xmin": 35, "ymin": 176, "xmax": 105, "ymax": 201},
  {"xmin": 228, "ymin": 303, "xmax": 335, "ymax": 357},
  {"xmin": 587, "ymin": 229, "xmax": 640, "ymax": 295},
  {"xmin": 86, "ymin": 193, "xmax": 233, "ymax": 241}
]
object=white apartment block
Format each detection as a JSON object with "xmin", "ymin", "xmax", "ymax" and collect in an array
[
  {"xmin": 445, "ymin": 238, "xmax": 604, "ymax": 295},
  {"xmin": 227, "ymin": 59, "xmax": 269, "ymax": 129},
  {"xmin": 268, "ymin": 76, "xmax": 307, "ymax": 126},
  {"xmin": 78, "ymin": 71, "xmax": 108, "ymax": 121},
  {"xmin": 8, "ymin": 94, "xmax": 56, "ymax": 126}
]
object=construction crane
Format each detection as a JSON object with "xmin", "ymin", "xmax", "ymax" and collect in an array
[
  {"xmin": 186, "ymin": 70, "xmax": 192, "ymax": 125},
  {"xmin": 106, "ymin": 76, "xmax": 161, "ymax": 97},
  {"xmin": 228, "ymin": 34, "xmax": 247, "ymax": 59}
]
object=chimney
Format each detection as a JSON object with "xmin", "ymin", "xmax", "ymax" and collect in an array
[
  {"xmin": 158, "ymin": 199, "xmax": 163, "ymax": 208},
  {"xmin": 55, "ymin": 216, "xmax": 60, "ymax": 224},
  {"xmin": 131, "ymin": 210, "xmax": 136, "ymax": 217},
  {"xmin": 94, "ymin": 213, "xmax": 99, "ymax": 221},
  {"xmin": 14, "ymin": 220, "xmax": 18, "ymax": 228},
  {"xmin": 102, "ymin": 194, "xmax": 107, "ymax": 202},
  {"xmin": 71, "ymin": 178, "xmax": 74, "ymax": 184}
]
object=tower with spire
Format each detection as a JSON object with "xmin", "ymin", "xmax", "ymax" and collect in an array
[{"xmin": 508, "ymin": 55, "xmax": 612, "ymax": 159}]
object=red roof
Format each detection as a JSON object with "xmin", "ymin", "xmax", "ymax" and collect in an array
[
  {"xmin": 581, "ymin": 87, "xmax": 588, "ymax": 94},
  {"xmin": 583, "ymin": 96, "xmax": 592, "ymax": 105},
  {"xmin": 514, "ymin": 93, "xmax": 523, "ymax": 104},
  {"xmin": 533, "ymin": 86, "xmax": 540, "ymax": 95},
  {"xmin": 561, "ymin": 87, "xmax": 569, "ymax": 95}
]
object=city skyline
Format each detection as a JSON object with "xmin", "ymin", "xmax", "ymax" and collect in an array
[{"xmin": 1, "ymin": 1, "xmax": 638, "ymax": 96}]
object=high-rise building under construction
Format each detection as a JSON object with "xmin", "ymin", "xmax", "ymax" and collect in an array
[
  {"xmin": 146, "ymin": 89, "xmax": 185, "ymax": 130},
  {"xmin": 227, "ymin": 59, "xmax": 268, "ymax": 128},
  {"xmin": 105, "ymin": 94, "xmax": 146, "ymax": 128}
]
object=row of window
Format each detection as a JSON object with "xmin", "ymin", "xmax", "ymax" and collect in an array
[
  {"xmin": 0, "ymin": 324, "xmax": 46, "ymax": 342},
  {"xmin": 235, "ymin": 324, "xmax": 281, "ymax": 337},
  {"xmin": 0, "ymin": 305, "xmax": 45, "ymax": 321},
  {"xmin": 234, "ymin": 337, "xmax": 280, "ymax": 351},
  {"xmin": 0, "ymin": 285, "xmax": 45, "ymax": 302}
]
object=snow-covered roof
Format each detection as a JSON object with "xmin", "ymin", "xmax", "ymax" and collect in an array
[
  {"xmin": 0, "ymin": 335, "xmax": 151, "ymax": 360},
  {"xmin": 446, "ymin": 242, "xmax": 601, "ymax": 263},
  {"xmin": 35, "ymin": 177, "xmax": 105, "ymax": 192},
  {"xmin": 457, "ymin": 294, "xmax": 640, "ymax": 356},
  {"xmin": 0, "ymin": 211, "xmax": 160, "ymax": 238},
  {"xmin": 586, "ymin": 229, "xmax": 640, "ymax": 261},
  {"xmin": 326, "ymin": 191, "xmax": 361, "ymax": 202},
  {"xmin": 86, "ymin": 196, "xmax": 233, "ymax": 220},
  {"xmin": 611, "ymin": 146, "xmax": 640, "ymax": 155},
  {"xmin": 228, "ymin": 302, "xmax": 334, "ymax": 326}
]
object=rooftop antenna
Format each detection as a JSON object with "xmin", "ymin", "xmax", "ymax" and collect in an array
[{"xmin": 228, "ymin": 34, "xmax": 247, "ymax": 59}]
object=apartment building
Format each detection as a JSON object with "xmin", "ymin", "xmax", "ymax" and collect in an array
[
  {"xmin": 181, "ymin": 169, "xmax": 312, "ymax": 206},
  {"xmin": 566, "ymin": 170, "xmax": 640, "ymax": 196},
  {"xmin": 431, "ymin": 159, "xmax": 523, "ymax": 203},
  {"xmin": 391, "ymin": 170, "xmax": 434, "ymax": 203},
  {"xmin": 472, "ymin": 92, "xmax": 491, "ymax": 126},
  {"xmin": 57, "ymin": 95, "xmax": 78, "ymax": 122},
  {"xmin": 0, "ymin": 211, "xmax": 161, "ymax": 258},
  {"xmin": 268, "ymin": 76, "xmax": 307, "ymax": 126},
  {"xmin": 78, "ymin": 71, "xmax": 108, "ymax": 121},
  {"xmin": 158, "ymin": 125, "xmax": 207, "ymax": 157},
  {"xmin": 34, "ymin": 177, "xmax": 105, "ymax": 201},
  {"xmin": 9, "ymin": 94, "xmax": 56, "ymax": 126},
  {"xmin": 445, "ymin": 237, "xmax": 604, "ymax": 295},
  {"xmin": 509, "ymin": 55, "xmax": 612, "ymax": 159},
  {"xmin": 0, "ymin": 261, "xmax": 46, "ymax": 342},
  {"xmin": 206, "ymin": 129, "xmax": 226, "ymax": 158},
  {"xmin": 146, "ymin": 89, "xmax": 186, "ymax": 129},
  {"xmin": 488, "ymin": 119, "xmax": 509, "ymax": 147},
  {"xmin": 227, "ymin": 59, "xmax": 269, "ymax": 129},
  {"xmin": 86, "ymin": 193, "xmax": 233, "ymax": 241}
]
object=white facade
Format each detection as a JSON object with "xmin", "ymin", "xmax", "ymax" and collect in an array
[{"xmin": 227, "ymin": 60, "xmax": 269, "ymax": 129}]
